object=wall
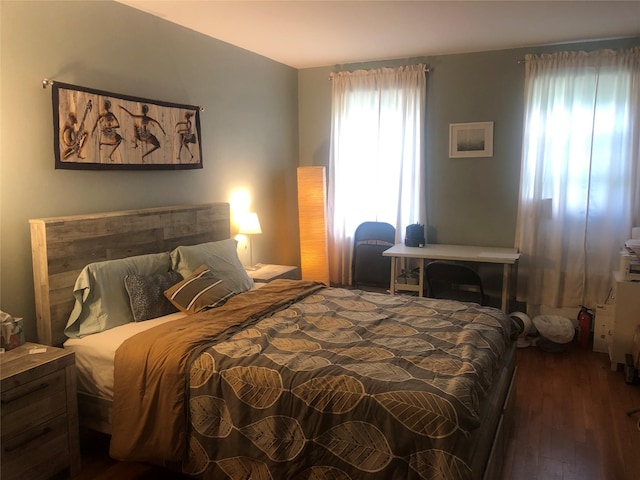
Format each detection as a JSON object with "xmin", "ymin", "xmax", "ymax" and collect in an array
[
  {"xmin": 0, "ymin": 1, "xmax": 300, "ymax": 341},
  {"xmin": 298, "ymin": 37, "xmax": 640, "ymax": 304}
]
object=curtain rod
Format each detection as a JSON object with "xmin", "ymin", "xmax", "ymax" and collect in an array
[{"xmin": 327, "ymin": 66, "xmax": 430, "ymax": 80}]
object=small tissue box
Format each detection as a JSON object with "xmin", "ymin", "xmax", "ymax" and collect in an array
[{"xmin": 0, "ymin": 310, "xmax": 25, "ymax": 351}]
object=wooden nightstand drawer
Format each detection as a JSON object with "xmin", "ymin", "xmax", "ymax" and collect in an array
[
  {"xmin": 0, "ymin": 343, "xmax": 81, "ymax": 478},
  {"xmin": 1, "ymin": 369, "xmax": 67, "ymax": 436},
  {"xmin": 1, "ymin": 413, "xmax": 71, "ymax": 480}
]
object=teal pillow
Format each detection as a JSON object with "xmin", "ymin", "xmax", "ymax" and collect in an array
[
  {"xmin": 170, "ymin": 239, "xmax": 253, "ymax": 294},
  {"xmin": 65, "ymin": 252, "xmax": 172, "ymax": 338}
]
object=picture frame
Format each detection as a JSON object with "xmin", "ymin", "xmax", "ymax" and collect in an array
[
  {"xmin": 52, "ymin": 82, "xmax": 203, "ymax": 170},
  {"xmin": 449, "ymin": 121, "xmax": 494, "ymax": 158}
]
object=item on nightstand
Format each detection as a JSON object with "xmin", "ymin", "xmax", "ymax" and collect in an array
[
  {"xmin": 0, "ymin": 310, "xmax": 24, "ymax": 351},
  {"xmin": 238, "ymin": 212, "xmax": 262, "ymax": 271}
]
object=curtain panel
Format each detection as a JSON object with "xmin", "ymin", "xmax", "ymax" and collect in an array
[
  {"xmin": 516, "ymin": 47, "xmax": 640, "ymax": 309},
  {"xmin": 328, "ymin": 64, "xmax": 427, "ymax": 286}
]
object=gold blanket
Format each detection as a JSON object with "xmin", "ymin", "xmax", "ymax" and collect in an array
[{"xmin": 109, "ymin": 279, "xmax": 323, "ymax": 463}]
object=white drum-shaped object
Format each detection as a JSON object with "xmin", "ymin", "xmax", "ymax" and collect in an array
[
  {"xmin": 532, "ymin": 315, "xmax": 575, "ymax": 345},
  {"xmin": 510, "ymin": 312, "xmax": 533, "ymax": 348}
]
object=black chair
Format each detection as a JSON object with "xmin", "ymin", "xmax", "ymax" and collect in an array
[
  {"xmin": 425, "ymin": 261, "xmax": 486, "ymax": 305},
  {"xmin": 352, "ymin": 222, "xmax": 396, "ymax": 289}
]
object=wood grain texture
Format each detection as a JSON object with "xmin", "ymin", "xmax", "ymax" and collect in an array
[
  {"xmin": 503, "ymin": 346, "xmax": 640, "ymax": 480},
  {"xmin": 0, "ymin": 343, "xmax": 80, "ymax": 480},
  {"xmin": 29, "ymin": 203, "xmax": 231, "ymax": 346}
]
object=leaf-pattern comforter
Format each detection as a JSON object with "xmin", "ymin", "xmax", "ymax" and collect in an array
[{"xmin": 179, "ymin": 284, "xmax": 513, "ymax": 479}]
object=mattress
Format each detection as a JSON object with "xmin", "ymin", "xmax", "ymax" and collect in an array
[
  {"xmin": 107, "ymin": 282, "xmax": 515, "ymax": 478},
  {"xmin": 64, "ymin": 312, "xmax": 186, "ymax": 399},
  {"xmin": 64, "ymin": 283, "xmax": 267, "ymax": 399}
]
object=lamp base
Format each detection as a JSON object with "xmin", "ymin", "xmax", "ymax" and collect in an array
[{"xmin": 245, "ymin": 263, "xmax": 262, "ymax": 271}]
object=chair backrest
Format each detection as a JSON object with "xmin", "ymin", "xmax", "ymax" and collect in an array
[
  {"xmin": 354, "ymin": 222, "xmax": 396, "ymax": 245},
  {"xmin": 352, "ymin": 222, "xmax": 396, "ymax": 288},
  {"xmin": 425, "ymin": 261, "xmax": 486, "ymax": 305}
]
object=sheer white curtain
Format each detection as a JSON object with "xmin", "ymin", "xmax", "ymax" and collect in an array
[
  {"xmin": 516, "ymin": 48, "xmax": 640, "ymax": 310},
  {"xmin": 328, "ymin": 65, "xmax": 426, "ymax": 286}
]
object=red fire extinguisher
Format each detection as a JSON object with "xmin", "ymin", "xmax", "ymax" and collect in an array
[{"xmin": 577, "ymin": 306, "xmax": 594, "ymax": 348}]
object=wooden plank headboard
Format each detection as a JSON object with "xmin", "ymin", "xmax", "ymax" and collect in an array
[{"xmin": 30, "ymin": 203, "xmax": 231, "ymax": 346}]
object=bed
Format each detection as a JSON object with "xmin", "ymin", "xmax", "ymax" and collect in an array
[{"xmin": 30, "ymin": 203, "xmax": 517, "ymax": 480}]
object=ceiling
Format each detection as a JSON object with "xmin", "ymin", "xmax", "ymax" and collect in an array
[{"xmin": 117, "ymin": 1, "xmax": 640, "ymax": 69}]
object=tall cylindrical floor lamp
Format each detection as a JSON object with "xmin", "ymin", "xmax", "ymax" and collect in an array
[{"xmin": 297, "ymin": 166, "xmax": 330, "ymax": 285}]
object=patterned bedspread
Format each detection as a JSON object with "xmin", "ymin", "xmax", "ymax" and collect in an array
[{"xmin": 179, "ymin": 286, "xmax": 513, "ymax": 479}]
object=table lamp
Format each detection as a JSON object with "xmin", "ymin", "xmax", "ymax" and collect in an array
[{"xmin": 238, "ymin": 212, "xmax": 262, "ymax": 270}]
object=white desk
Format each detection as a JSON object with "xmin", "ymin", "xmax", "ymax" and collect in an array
[{"xmin": 383, "ymin": 243, "xmax": 521, "ymax": 312}]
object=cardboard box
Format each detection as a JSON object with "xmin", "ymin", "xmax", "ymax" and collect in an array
[{"xmin": 594, "ymin": 304, "xmax": 614, "ymax": 354}]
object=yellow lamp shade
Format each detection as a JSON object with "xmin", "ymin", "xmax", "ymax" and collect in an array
[{"xmin": 238, "ymin": 212, "xmax": 262, "ymax": 235}]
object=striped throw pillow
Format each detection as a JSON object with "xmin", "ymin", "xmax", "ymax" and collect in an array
[{"xmin": 164, "ymin": 265, "xmax": 235, "ymax": 314}]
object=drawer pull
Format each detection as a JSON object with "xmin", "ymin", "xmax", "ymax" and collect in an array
[
  {"xmin": 1, "ymin": 382, "xmax": 49, "ymax": 404},
  {"xmin": 4, "ymin": 426, "xmax": 52, "ymax": 452}
]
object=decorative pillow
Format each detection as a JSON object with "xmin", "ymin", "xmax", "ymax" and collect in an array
[
  {"xmin": 170, "ymin": 238, "xmax": 253, "ymax": 294},
  {"xmin": 165, "ymin": 265, "xmax": 235, "ymax": 314},
  {"xmin": 64, "ymin": 252, "xmax": 172, "ymax": 338},
  {"xmin": 124, "ymin": 271, "xmax": 183, "ymax": 322}
]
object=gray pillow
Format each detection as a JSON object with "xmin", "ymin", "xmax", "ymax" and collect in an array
[
  {"xmin": 124, "ymin": 271, "xmax": 183, "ymax": 322},
  {"xmin": 170, "ymin": 239, "xmax": 253, "ymax": 294},
  {"xmin": 65, "ymin": 252, "xmax": 172, "ymax": 338}
]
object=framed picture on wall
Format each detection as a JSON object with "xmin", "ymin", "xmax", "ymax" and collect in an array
[
  {"xmin": 52, "ymin": 82, "xmax": 203, "ymax": 170},
  {"xmin": 449, "ymin": 121, "xmax": 494, "ymax": 158}
]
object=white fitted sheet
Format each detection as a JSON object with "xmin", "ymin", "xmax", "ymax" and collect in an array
[{"xmin": 64, "ymin": 312, "xmax": 186, "ymax": 400}]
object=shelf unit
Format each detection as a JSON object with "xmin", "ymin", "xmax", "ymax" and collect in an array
[{"xmin": 606, "ymin": 272, "xmax": 640, "ymax": 370}]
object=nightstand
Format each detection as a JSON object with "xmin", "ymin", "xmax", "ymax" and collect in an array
[
  {"xmin": 1, "ymin": 343, "xmax": 80, "ymax": 480},
  {"xmin": 246, "ymin": 264, "xmax": 301, "ymax": 283}
]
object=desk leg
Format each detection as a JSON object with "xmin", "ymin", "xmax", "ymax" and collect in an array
[
  {"xmin": 501, "ymin": 263, "xmax": 514, "ymax": 313},
  {"xmin": 389, "ymin": 256, "xmax": 396, "ymax": 295},
  {"xmin": 418, "ymin": 259, "xmax": 424, "ymax": 297}
]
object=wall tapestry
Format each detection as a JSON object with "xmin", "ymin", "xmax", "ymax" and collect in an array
[{"xmin": 52, "ymin": 82, "xmax": 203, "ymax": 170}]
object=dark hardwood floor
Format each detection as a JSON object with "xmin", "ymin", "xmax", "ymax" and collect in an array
[
  {"xmin": 76, "ymin": 344, "xmax": 640, "ymax": 480},
  {"xmin": 504, "ymin": 345, "xmax": 640, "ymax": 480}
]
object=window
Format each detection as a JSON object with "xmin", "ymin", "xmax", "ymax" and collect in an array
[
  {"xmin": 517, "ymin": 48, "xmax": 640, "ymax": 309},
  {"xmin": 327, "ymin": 65, "xmax": 427, "ymax": 285}
]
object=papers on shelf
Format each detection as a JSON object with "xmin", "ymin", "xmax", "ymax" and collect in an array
[{"xmin": 625, "ymin": 239, "xmax": 640, "ymax": 258}]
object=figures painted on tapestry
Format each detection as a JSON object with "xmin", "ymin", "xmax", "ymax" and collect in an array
[
  {"xmin": 92, "ymin": 100, "xmax": 123, "ymax": 161},
  {"xmin": 176, "ymin": 111, "xmax": 197, "ymax": 160},
  {"xmin": 120, "ymin": 104, "xmax": 166, "ymax": 160},
  {"xmin": 54, "ymin": 83, "xmax": 201, "ymax": 169},
  {"xmin": 62, "ymin": 99, "xmax": 92, "ymax": 159}
]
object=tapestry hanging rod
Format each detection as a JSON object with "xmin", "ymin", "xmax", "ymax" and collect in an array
[{"xmin": 41, "ymin": 78, "xmax": 206, "ymax": 111}]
